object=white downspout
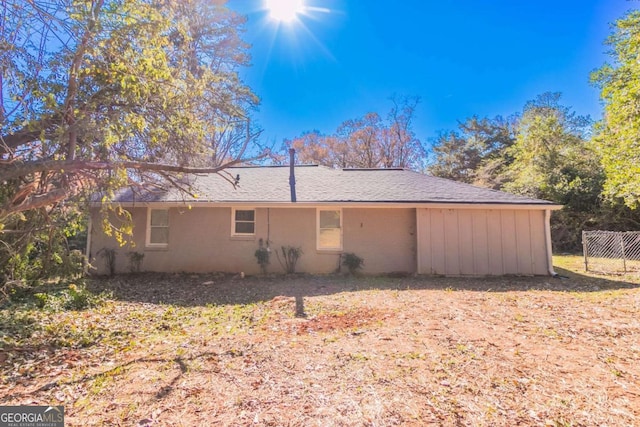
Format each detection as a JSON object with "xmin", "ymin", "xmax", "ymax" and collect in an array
[{"xmin": 544, "ymin": 209, "xmax": 558, "ymax": 276}]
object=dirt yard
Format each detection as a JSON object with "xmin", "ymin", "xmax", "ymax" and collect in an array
[{"xmin": 1, "ymin": 256, "xmax": 639, "ymax": 426}]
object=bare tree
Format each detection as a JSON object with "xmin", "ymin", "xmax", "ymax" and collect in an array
[{"xmin": 283, "ymin": 96, "xmax": 424, "ymax": 170}]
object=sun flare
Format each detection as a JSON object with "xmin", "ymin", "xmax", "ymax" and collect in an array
[{"xmin": 266, "ymin": 0, "xmax": 305, "ymax": 22}]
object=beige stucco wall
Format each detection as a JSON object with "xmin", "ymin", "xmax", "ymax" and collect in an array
[
  {"xmin": 90, "ymin": 206, "xmax": 549, "ymax": 276},
  {"xmin": 89, "ymin": 206, "xmax": 417, "ymax": 275},
  {"xmin": 416, "ymin": 208, "xmax": 549, "ymax": 275},
  {"xmin": 343, "ymin": 208, "xmax": 416, "ymax": 274}
]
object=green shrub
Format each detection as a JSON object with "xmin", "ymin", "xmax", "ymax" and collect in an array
[
  {"xmin": 34, "ymin": 292, "xmax": 49, "ymax": 308},
  {"xmin": 54, "ymin": 249, "xmax": 86, "ymax": 279},
  {"xmin": 276, "ymin": 246, "xmax": 303, "ymax": 274},
  {"xmin": 127, "ymin": 251, "xmax": 145, "ymax": 273},
  {"xmin": 100, "ymin": 248, "xmax": 117, "ymax": 276},
  {"xmin": 1, "ymin": 279, "xmax": 33, "ymax": 304},
  {"xmin": 254, "ymin": 238, "xmax": 270, "ymax": 274},
  {"xmin": 341, "ymin": 252, "xmax": 364, "ymax": 274}
]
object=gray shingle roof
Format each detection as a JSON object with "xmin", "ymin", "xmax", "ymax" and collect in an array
[{"xmin": 112, "ymin": 165, "xmax": 556, "ymax": 205}]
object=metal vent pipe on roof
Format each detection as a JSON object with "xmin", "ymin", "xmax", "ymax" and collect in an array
[{"xmin": 289, "ymin": 148, "xmax": 297, "ymax": 203}]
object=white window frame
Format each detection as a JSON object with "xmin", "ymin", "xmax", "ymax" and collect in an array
[
  {"xmin": 231, "ymin": 208, "xmax": 256, "ymax": 236},
  {"xmin": 317, "ymin": 208, "xmax": 343, "ymax": 251},
  {"xmin": 146, "ymin": 208, "xmax": 169, "ymax": 247}
]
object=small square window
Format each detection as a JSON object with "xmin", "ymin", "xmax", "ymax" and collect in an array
[{"xmin": 233, "ymin": 209, "xmax": 255, "ymax": 235}]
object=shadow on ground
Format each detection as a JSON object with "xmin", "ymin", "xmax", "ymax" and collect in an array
[{"xmin": 87, "ymin": 266, "xmax": 639, "ymax": 307}]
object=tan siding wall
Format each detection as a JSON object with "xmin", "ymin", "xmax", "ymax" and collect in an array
[
  {"xmin": 417, "ymin": 208, "xmax": 549, "ymax": 276},
  {"xmin": 529, "ymin": 211, "xmax": 548, "ymax": 274},
  {"xmin": 487, "ymin": 210, "xmax": 504, "ymax": 274},
  {"xmin": 89, "ymin": 206, "xmax": 417, "ymax": 275},
  {"xmin": 458, "ymin": 210, "xmax": 474, "ymax": 275},
  {"xmin": 471, "ymin": 211, "xmax": 490, "ymax": 275},
  {"xmin": 515, "ymin": 210, "xmax": 533, "ymax": 275},
  {"xmin": 501, "ymin": 210, "xmax": 519, "ymax": 275},
  {"xmin": 444, "ymin": 209, "xmax": 460, "ymax": 274},
  {"xmin": 430, "ymin": 209, "xmax": 446, "ymax": 274}
]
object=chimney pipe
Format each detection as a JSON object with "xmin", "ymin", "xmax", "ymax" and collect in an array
[{"xmin": 289, "ymin": 148, "xmax": 297, "ymax": 203}]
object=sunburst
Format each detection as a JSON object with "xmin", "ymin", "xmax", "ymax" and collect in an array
[{"xmin": 265, "ymin": 0, "xmax": 305, "ymax": 23}]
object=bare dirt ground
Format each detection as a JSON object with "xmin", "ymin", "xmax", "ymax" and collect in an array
[{"xmin": 1, "ymin": 256, "xmax": 639, "ymax": 426}]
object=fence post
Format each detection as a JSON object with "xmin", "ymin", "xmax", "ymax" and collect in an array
[{"xmin": 582, "ymin": 231, "xmax": 589, "ymax": 272}]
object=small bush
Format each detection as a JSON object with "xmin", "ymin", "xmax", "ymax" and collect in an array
[
  {"xmin": 100, "ymin": 248, "xmax": 117, "ymax": 276},
  {"xmin": 254, "ymin": 238, "xmax": 271, "ymax": 274},
  {"xmin": 127, "ymin": 251, "xmax": 145, "ymax": 273},
  {"xmin": 34, "ymin": 292, "xmax": 49, "ymax": 308},
  {"xmin": 54, "ymin": 249, "xmax": 86, "ymax": 279},
  {"xmin": 276, "ymin": 246, "xmax": 303, "ymax": 274},
  {"xmin": 1, "ymin": 279, "xmax": 32, "ymax": 304},
  {"xmin": 342, "ymin": 252, "xmax": 364, "ymax": 274}
]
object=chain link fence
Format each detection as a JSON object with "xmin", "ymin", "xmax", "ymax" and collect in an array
[{"xmin": 582, "ymin": 230, "xmax": 640, "ymax": 274}]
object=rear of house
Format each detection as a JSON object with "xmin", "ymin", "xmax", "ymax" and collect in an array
[{"xmin": 88, "ymin": 165, "xmax": 560, "ymax": 276}]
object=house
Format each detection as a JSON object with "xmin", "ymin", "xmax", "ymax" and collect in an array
[{"xmin": 87, "ymin": 163, "xmax": 561, "ymax": 276}]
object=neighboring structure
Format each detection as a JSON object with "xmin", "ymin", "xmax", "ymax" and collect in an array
[{"xmin": 88, "ymin": 164, "xmax": 561, "ymax": 276}]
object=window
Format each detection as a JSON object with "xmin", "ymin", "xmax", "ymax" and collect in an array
[
  {"xmin": 232, "ymin": 208, "xmax": 255, "ymax": 236},
  {"xmin": 317, "ymin": 209, "xmax": 342, "ymax": 250},
  {"xmin": 147, "ymin": 208, "xmax": 169, "ymax": 246}
]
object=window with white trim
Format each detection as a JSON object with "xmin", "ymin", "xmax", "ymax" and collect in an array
[
  {"xmin": 232, "ymin": 208, "xmax": 255, "ymax": 236},
  {"xmin": 317, "ymin": 209, "xmax": 342, "ymax": 250},
  {"xmin": 147, "ymin": 208, "xmax": 169, "ymax": 246}
]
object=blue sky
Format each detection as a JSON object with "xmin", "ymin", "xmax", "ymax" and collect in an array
[{"xmin": 231, "ymin": 0, "xmax": 636, "ymax": 147}]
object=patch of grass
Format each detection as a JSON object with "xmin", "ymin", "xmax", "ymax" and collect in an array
[
  {"xmin": 90, "ymin": 366, "xmax": 126, "ymax": 396},
  {"xmin": 346, "ymin": 352, "xmax": 370, "ymax": 362},
  {"xmin": 554, "ymin": 255, "xmax": 640, "ymax": 285}
]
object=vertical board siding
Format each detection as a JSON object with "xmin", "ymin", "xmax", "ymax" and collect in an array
[
  {"xmin": 487, "ymin": 210, "xmax": 504, "ymax": 275},
  {"xmin": 416, "ymin": 209, "xmax": 430, "ymax": 274},
  {"xmin": 416, "ymin": 208, "xmax": 549, "ymax": 276},
  {"xmin": 458, "ymin": 210, "xmax": 475, "ymax": 275},
  {"xmin": 430, "ymin": 209, "xmax": 446, "ymax": 275},
  {"xmin": 530, "ymin": 210, "xmax": 548, "ymax": 275},
  {"xmin": 500, "ymin": 210, "xmax": 519, "ymax": 275},
  {"xmin": 444, "ymin": 209, "xmax": 460, "ymax": 275},
  {"xmin": 515, "ymin": 210, "xmax": 533, "ymax": 275},
  {"xmin": 472, "ymin": 210, "xmax": 490, "ymax": 275}
]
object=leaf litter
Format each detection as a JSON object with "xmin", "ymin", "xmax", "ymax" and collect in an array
[{"xmin": 0, "ymin": 262, "xmax": 639, "ymax": 426}]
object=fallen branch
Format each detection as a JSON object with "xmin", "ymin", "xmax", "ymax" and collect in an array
[{"xmin": 0, "ymin": 188, "xmax": 70, "ymax": 220}]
